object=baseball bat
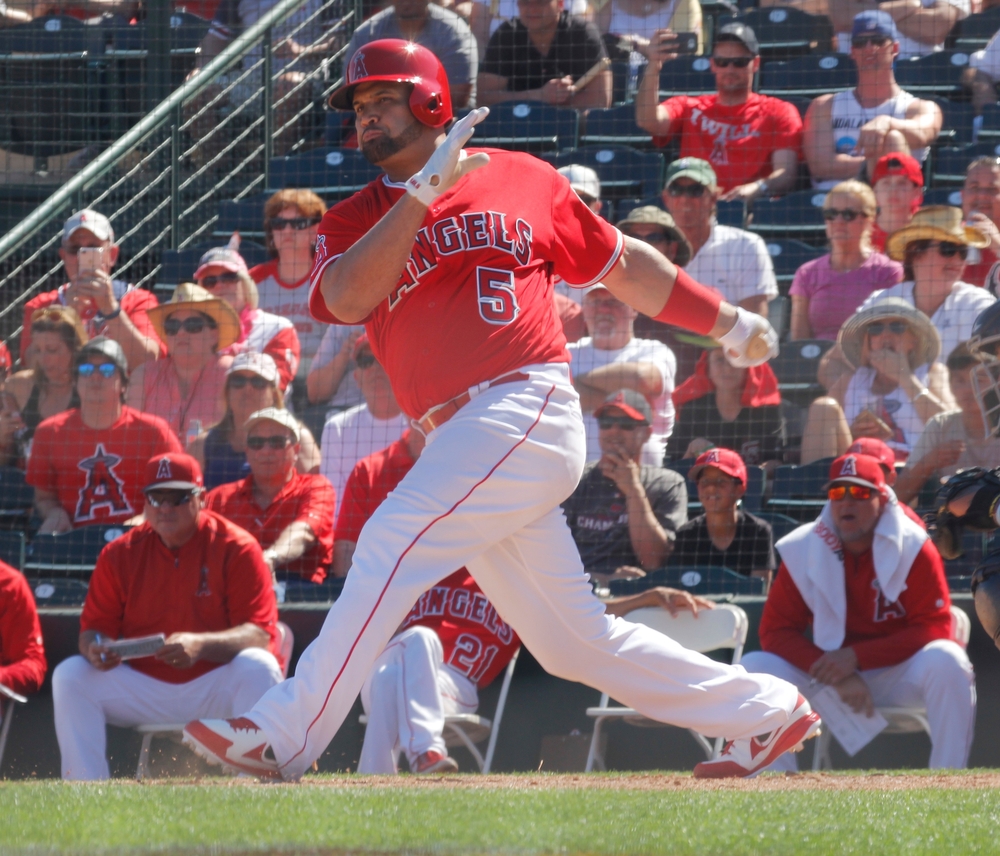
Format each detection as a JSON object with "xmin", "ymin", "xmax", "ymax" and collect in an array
[{"xmin": 745, "ymin": 333, "xmax": 771, "ymax": 362}]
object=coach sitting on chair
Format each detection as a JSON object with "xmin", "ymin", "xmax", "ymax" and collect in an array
[
  {"xmin": 52, "ymin": 452, "xmax": 282, "ymax": 780},
  {"xmin": 741, "ymin": 453, "xmax": 975, "ymax": 770}
]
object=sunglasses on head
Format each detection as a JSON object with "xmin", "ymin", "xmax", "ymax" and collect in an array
[
  {"xmin": 356, "ymin": 351, "xmax": 376, "ymax": 369},
  {"xmin": 597, "ymin": 416, "xmax": 643, "ymax": 431},
  {"xmin": 163, "ymin": 315, "xmax": 217, "ymax": 336},
  {"xmin": 711, "ymin": 55, "xmax": 753, "ymax": 68},
  {"xmin": 867, "ymin": 320, "xmax": 908, "ymax": 337},
  {"xmin": 852, "ymin": 35, "xmax": 890, "ymax": 49},
  {"xmin": 77, "ymin": 362, "xmax": 117, "ymax": 379},
  {"xmin": 667, "ymin": 182, "xmax": 707, "ymax": 198},
  {"xmin": 228, "ymin": 373, "xmax": 270, "ymax": 390},
  {"xmin": 828, "ymin": 484, "xmax": 874, "ymax": 501},
  {"xmin": 268, "ymin": 216, "xmax": 322, "ymax": 232},
  {"xmin": 247, "ymin": 434, "xmax": 293, "ymax": 451},
  {"xmin": 198, "ymin": 272, "xmax": 241, "ymax": 289},
  {"xmin": 145, "ymin": 489, "xmax": 196, "ymax": 508},
  {"xmin": 822, "ymin": 208, "xmax": 862, "ymax": 222}
]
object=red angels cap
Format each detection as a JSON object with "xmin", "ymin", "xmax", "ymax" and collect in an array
[
  {"xmin": 144, "ymin": 453, "xmax": 204, "ymax": 492},
  {"xmin": 824, "ymin": 453, "xmax": 886, "ymax": 494},
  {"xmin": 847, "ymin": 438, "xmax": 896, "ymax": 470},
  {"xmin": 689, "ymin": 447, "xmax": 748, "ymax": 488},
  {"xmin": 872, "ymin": 153, "xmax": 924, "ymax": 188}
]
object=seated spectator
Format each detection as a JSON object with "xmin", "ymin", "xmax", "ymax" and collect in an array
[
  {"xmin": 870, "ymin": 153, "xmax": 924, "ymax": 253},
  {"xmin": 21, "ymin": 210, "xmax": 162, "ymax": 370},
  {"xmin": 672, "ymin": 448, "xmax": 776, "ymax": 587},
  {"xmin": 249, "ymin": 190, "xmax": 327, "ymax": 372},
  {"xmin": 0, "ymin": 558, "xmax": 46, "ymax": 699},
  {"xmin": 193, "ymin": 245, "xmax": 301, "ymax": 392},
  {"xmin": 636, "ymin": 23, "xmax": 800, "ymax": 199},
  {"xmin": 562, "ymin": 390, "xmax": 687, "ymax": 586},
  {"xmin": 52, "ymin": 452, "xmax": 282, "ymax": 781},
  {"xmin": 191, "ymin": 352, "xmax": 320, "ymax": 490},
  {"xmin": 477, "ymin": 0, "xmax": 612, "ymax": 108},
  {"xmin": 205, "ymin": 408, "xmax": 334, "ymax": 584},
  {"xmin": 662, "ymin": 158, "xmax": 778, "ymax": 316},
  {"xmin": 741, "ymin": 453, "xmax": 975, "ymax": 771},
  {"xmin": 617, "ymin": 205, "xmax": 692, "ymax": 268},
  {"xmin": 845, "ymin": 436, "xmax": 927, "ymax": 529},
  {"xmin": 470, "ymin": 0, "xmax": 588, "ymax": 56},
  {"xmin": 667, "ymin": 347, "xmax": 785, "ymax": 465},
  {"xmin": 320, "ymin": 335, "xmax": 409, "ymax": 516},
  {"xmin": 27, "ymin": 338, "xmax": 182, "ymax": 534},
  {"xmin": 961, "ymin": 156, "xmax": 1000, "ymax": 288},
  {"xmin": 839, "ymin": 2, "xmax": 968, "ymax": 58},
  {"xmin": 343, "ymin": 0, "xmax": 478, "ymax": 108},
  {"xmin": 131, "ymin": 283, "xmax": 240, "ymax": 444},
  {"xmin": 568, "ymin": 284, "xmax": 677, "ymax": 465},
  {"xmin": 0, "ymin": 307, "xmax": 86, "ymax": 467},
  {"xmin": 895, "ymin": 343, "xmax": 1000, "ymax": 504},
  {"xmin": 306, "ymin": 326, "xmax": 367, "ymax": 411},
  {"xmin": 803, "ymin": 12, "xmax": 942, "ymax": 189},
  {"xmin": 596, "ymin": 0, "xmax": 702, "ymax": 59},
  {"xmin": 802, "ymin": 298, "xmax": 949, "ymax": 464},
  {"xmin": 790, "ymin": 180, "xmax": 902, "ymax": 341}
]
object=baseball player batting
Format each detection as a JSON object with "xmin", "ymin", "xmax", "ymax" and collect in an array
[{"xmin": 184, "ymin": 39, "xmax": 820, "ymax": 780}]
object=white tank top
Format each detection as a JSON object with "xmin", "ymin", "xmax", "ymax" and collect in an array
[
  {"xmin": 829, "ymin": 89, "xmax": 926, "ymax": 162},
  {"xmin": 606, "ymin": 0, "xmax": 679, "ymax": 40},
  {"xmin": 843, "ymin": 365, "xmax": 930, "ymax": 458}
]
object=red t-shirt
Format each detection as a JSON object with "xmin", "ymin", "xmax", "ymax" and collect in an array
[
  {"xmin": 653, "ymin": 93, "xmax": 803, "ymax": 193},
  {"xmin": 308, "ymin": 150, "xmax": 624, "ymax": 419},
  {"xmin": 204, "ymin": 472, "xmax": 336, "ymax": 583},
  {"xmin": 81, "ymin": 510, "xmax": 279, "ymax": 684},
  {"xmin": 26, "ymin": 407, "xmax": 182, "ymax": 527},
  {"xmin": 760, "ymin": 540, "xmax": 952, "ymax": 673},
  {"xmin": 0, "ymin": 560, "xmax": 47, "ymax": 696}
]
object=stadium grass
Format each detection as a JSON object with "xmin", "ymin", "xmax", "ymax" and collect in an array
[{"xmin": 3, "ymin": 772, "xmax": 1000, "ymax": 855}]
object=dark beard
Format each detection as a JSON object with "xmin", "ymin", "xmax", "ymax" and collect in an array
[{"xmin": 360, "ymin": 119, "xmax": 423, "ymax": 165}]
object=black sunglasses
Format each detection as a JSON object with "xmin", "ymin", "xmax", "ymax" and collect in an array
[
  {"xmin": 867, "ymin": 321, "xmax": 908, "ymax": 337},
  {"xmin": 356, "ymin": 351, "xmax": 376, "ymax": 369},
  {"xmin": 598, "ymin": 416, "xmax": 644, "ymax": 431},
  {"xmin": 712, "ymin": 55, "xmax": 753, "ymax": 68},
  {"xmin": 268, "ymin": 216, "xmax": 322, "ymax": 232},
  {"xmin": 77, "ymin": 362, "xmax": 117, "ymax": 379},
  {"xmin": 667, "ymin": 183, "xmax": 707, "ymax": 198},
  {"xmin": 852, "ymin": 35, "xmax": 890, "ymax": 49},
  {"xmin": 823, "ymin": 208, "xmax": 862, "ymax": 222},
  {"xmin": 163, "ymin": 315, "xmax": 217, "ymax": 336},
  {"xmin": 247, "ymin": 434, "xmax": 293, "ymax": 450},
  {"xmin": 229, "ymin": 374, "xmax": 270, "ymax": 390},
  {"xmin": 199, "ymin": 272, "xmax": 241, "ymax": 289},
  {"xmin": 145, "ymin": 489, "xmax": 196, "ymax": 508},
  {"xmin": 913, "ymin": 240, "xmax": 969, "ymax": 259}
]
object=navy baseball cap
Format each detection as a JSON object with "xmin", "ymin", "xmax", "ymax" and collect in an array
[{"xmin": 852, "ymin": 10, "xmax": 898, "ymax": 42}]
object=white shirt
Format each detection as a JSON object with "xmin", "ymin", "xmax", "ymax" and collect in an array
[
  {"xmin": 844, "ymin": 365, "xmax": 930, "ymax": 457},
  {"xmin": 683, "ymin": 223, "xmax": 778, "ymax": 307},
  {"xmin": 972, "ymin": 28, "xmax": 1000, "ymax": 81},
  {"xmin": 836, "ymin": 0, "xmax": 970, "ymax": 59},
  {"xmin": 909, "ymin": 409, "xmax": 1000, "ymax": 476},
  {"xmin": 253, "ymin": 263, "xmax": 327, "ymax": 362},
  {"xmin": 858, "ymin": 280, "xmax": 996, "ymax": 364},
  {"xmin": 320, "ymin": 404, "xmax": 409, "ymax": 517},
  {"xmin": 567, "ymin": 336, "xmax": 676, "ymax": 465},
  {"xmin": 309, "ymin": 324, "xmax": 367, "ymax": 410}
]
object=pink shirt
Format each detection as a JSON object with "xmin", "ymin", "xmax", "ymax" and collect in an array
[
  {"xmin": 789, "ymin": 252, "xmax": 903, "ymax": 340},
  {"xmin": 142, "ymin": 354, "xmax": 233, "ymax": 443}
]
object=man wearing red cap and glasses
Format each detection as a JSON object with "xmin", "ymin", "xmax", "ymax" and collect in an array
[
  {"xmin": 741, "ymin": 453, "xmax": 975, "ymax": 770},
  {"xmin": 51, "ymin": 453, "xmax": 282, "ymax": 780}
]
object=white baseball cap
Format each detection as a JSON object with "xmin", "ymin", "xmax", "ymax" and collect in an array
[
  {"xmin": 228, "ymin": 351, "xmax": 279, "ymax": 384},
  {"xmin": 558, "ymin": 165, "xmax": 601, "ymax": 201},
  {"xmin": 244, "ymin": 407, "xmax": 301, "ymax": 442},
  {"xmin": 63, "ymin": 209, "xmax": 114, "ymax": 244}
]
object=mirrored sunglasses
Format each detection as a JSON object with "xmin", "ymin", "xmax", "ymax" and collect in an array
[
  {"xmin": 145, "ymin": 489, "xmax": 196, "ymax": 508},
  {"xmin": 828, "ymin": 484, "xmax": 874, "ymax": 501},
  {"xmin": 77, "ymin": 362, "xmax": 117, "ymax": 379}
]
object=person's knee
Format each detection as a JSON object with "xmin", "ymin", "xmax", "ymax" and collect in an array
[
  {"xmin": 52, "ymin": 655, "xmax": 94, "ymax": 704},
  {"xmin": 740, "ymin": 650, "xmax": 789, "ymax": 675},
  {"xmin": 807, "ymin": 396, "xmax": 842, "ymax": 421},
  {"xmin": 915, "ymin": 640, "xmax": 974, "ymax": 687},
  {"xmin": 231, "ymin": 647, "xmax": 282, "ymax": 688}
]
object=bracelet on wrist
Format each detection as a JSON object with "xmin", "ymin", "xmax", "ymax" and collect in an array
[{"xmin": 101, "ymin": 305, "xmax": 122, "ymax": 321}]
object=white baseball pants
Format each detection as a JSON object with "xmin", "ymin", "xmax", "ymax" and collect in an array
[
  {"xmin": 53, "ymin": 648, "xmax": 282, "ymax": 780},
  {"xmin": 248, "ymin": 363, "xmax": 802, "ymax": 780},
  {"xmin": 358, "ymin": 625, "xmax": 478, "ymax": 773},
  {"xmin": 741, "ymin": 641, "xmax": 976, "ymax": 769}
]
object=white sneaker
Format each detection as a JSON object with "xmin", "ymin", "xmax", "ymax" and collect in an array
[
  {"xmin": 183, "ymin": 717, "xmax": 283, "ymax": 780},
  {"xmin": 692, "ymin": 694, "xmax": 822, "ymax": 779}
]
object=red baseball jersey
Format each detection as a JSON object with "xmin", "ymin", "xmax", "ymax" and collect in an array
[
  {"xmin": 27, "ymin": 407, "xmax": 183, "ymax": 527},
  {"xmin": 308, "ymin": 150, "xmax": 624, "ymax": 419},
  {"xmin": 204, "ymin": 472, "xmax": 336, "ymax": 583},
  {"xmin": 653, "ymin": 93, "xmax": 803, "ymax": 193},
  {"xmin": 761, "ymin": 540, "xmax": 952, "ymax": 673},
  {"xmin": 81, "ymin": 510, "xmax": 279, "ymax": 684},
  {"xmin": 0, "ymin": 560, "xmax": 47, "ymax": 696}
]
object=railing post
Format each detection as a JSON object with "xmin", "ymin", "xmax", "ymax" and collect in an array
[
  {"xmin": 264, "ymin": 26, "xmax": 274, "ymax": 188},
  {"xmin": 146, "ymin": 0, "xmax": 172, "ymax": 112},
  {"xmin": 171, "ymin": 104, "xmax": 182, "ymax": 250}
]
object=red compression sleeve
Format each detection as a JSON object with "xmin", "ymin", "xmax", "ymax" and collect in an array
[{"xmin": 652, "ymin": 267, "xmax": 723, "ymax": 335}]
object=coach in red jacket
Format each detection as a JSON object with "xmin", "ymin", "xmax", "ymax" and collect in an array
[
  {"xmin": 0, "ymin": 561, "xmax": 46, "ymax": 698},
  {"xmin": 741, "ymin": 453, "xmax": 975, "ymax": 770}
]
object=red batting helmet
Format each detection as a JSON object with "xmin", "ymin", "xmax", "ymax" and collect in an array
[{"xmin": 328, "ymin": 39, "xmax": 453, "ymax": 128}]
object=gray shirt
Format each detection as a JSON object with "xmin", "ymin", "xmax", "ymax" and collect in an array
[{"xmin": 344, "ymin": 5, "xmax": 478, "ymax": 102}]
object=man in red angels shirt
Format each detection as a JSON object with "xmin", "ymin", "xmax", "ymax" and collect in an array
[
  {"xmin": 26, "ymin": 338, "xmax": 182, "ymax": 534},
  {"xmin": 21, "ymin": 210, "xmax": 164, "ymax": 370},
  {"xmin": 0, "ymin": 559, "xmax": 46, "ymax": 699},
  {"xmin": 51, "ymin": 452, "xmax": 282, "ymax": 780},
  {"xmin": 635, "ymin": 23, "xmax": 801, "ymax": 201},
  {"xmin": 205, "ymin": 407, "xmax": 335, "ymax": 584},
  {"xmin": 741, "ymin": 453, "xmax": 975, "ymax": 770}
]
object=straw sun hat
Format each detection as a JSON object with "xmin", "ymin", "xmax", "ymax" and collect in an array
[
  {"xmin": 885, "ymin": 205, "xmax": 989, "ymax": 262},
  {"xmin": 147, "ymin": 282, "xmax": 242, "ymax": 350},
  {"xmin": 839, "ymin": 297, "xmax": 941, "ymax": 370}
]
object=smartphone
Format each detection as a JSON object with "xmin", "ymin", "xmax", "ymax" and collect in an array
[
  {"xmin": 77, "ymin": 246, "xmax": 104, "ymax": 274},
  {"xmin": 667, "ymin": 32, "xmax": 699, "ymax": 55}
]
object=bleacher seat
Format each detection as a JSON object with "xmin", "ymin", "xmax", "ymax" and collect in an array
[
  {"xmin": 658, "ymin": 56, "xmax": 717, "ymax": 97},
  {"xmin": 945, "ymin": 6, "xmax": 1000, "ymax": 53},
  {"xmin": 23, "ymin": 524, "xmax": 130, "ymax": 577},
  {"xmin": 975, "ymin": 103, "xmax": 1000, "ymax": 144},
  {"xmin": 157, "ymin": 240, "xmax": 269, "ymax": 292},
  {"xmin": 719, "ymin": 7, "xmax": 833, "ymax": 61},
  {"xmin": 468, "ymin": 102, "xmax": 578, "ymax": 153},
  {"xmin": 766, "ymin": 457, "xmax": 836, "ymax": 521},
  {"xmin": 922, "ymin": 186, "xmax": 963, "ymax": 207},
  {"xmin": 747, "ymin": 189, "xmax": 827, "ymax": 242},
  {"xmin": 770, "ymin": 337, "xmax": 832, "ymax": 407},
  {"xmin": 215, "ymin": 194, "xmax": 271, "ymax": 239},
  {"xmin": 0, "ymin": 467, "xmax": 34, "ymax": 522},
  {"xmin": 893, "ymin": 52, "xmax": 971, "ymax": 97},
  {"xmin": 616, "ymin": 196, "xmax": 744, "ymax": 228},
  {"xmin": 266, "ymin": 148, "xmax": 382, "ymax": 197},
  {"xmin": 580, "ymin": 104, "xmax": 652, "ymax": 149},
  {"xmin": 543, "ymin": 147, "xmax": 664, "ymax": 202},
  {"xmin": 0, "ymin": 531, "xmax": 25, "ymax": 571},
  {"xmin": 610, "ymin": 60, "xmax": 631, "ymax": 106},
  {"xmin": 29, "ymin": 578, "xmax": 88, "ymax": 607},
  {"xmin": 933, "ymin": 98, "xmax": 975, "ymax": 148},
  {"xmin": 764, "ymin": 238, "xmax": 825, "ymax": 289},
  {"xmin": 759, "ymin": 53, "xmax": 856, "ymax": 97},
  {"xmin": 930, "ymin": 142, "xmax": 1000, "ymax": 187},
  {"xmin": 752, "ymin": 510, "xmax": 800, "ymax": 542},
  {"xmin": 609, "ymin": 565, "xmax": 765, "ymax": 597},
  {"xmin": 783, "ymin": 93, "xmax": 812, "ymax": 121}
]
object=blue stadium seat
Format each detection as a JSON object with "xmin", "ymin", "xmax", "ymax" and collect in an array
[
  {"xmin": 764, "ymin": 238, "xmax": 825, "ymax": 289},
  {"xmin": 893, "ymin": 51, "xmax": 971, "ymax": 97},
  {"xmin": 266, "ymin": 148, "xmax": 382, "ymax": 197},
  {"xmin": 0, "ymin": 530, "xmax": 25, "ymax": 571},
  {"xmin": 759, "ymin": 53, "xmax": 856, "ymax": 97},
  {"xmin": 215, "ymin": 194, "xmax": 272, "ymax": 240},
  {"xmin": 543, "ymin": 146, "xmax": 664, "ymax": 201},
  {"xmin": 933, "ymin": 98, "xmax": 975, "ymax": 148},
  {"xmin": 469, "ymin": 101, "xmax": 578, "ymax": 153},
  {"xmin": 766, "ymin": 456, "xmax": 837, "ymax": 520},
  {"xmin": 609, "ymin": 566, "xmax": 765, "ymax": 596},
  {"xmin": 922, "ymin": 186, "xmax": 963, "ymax": 207},
  {"xmin": 931, "ymin": 141, "xmax": 1000, "ymax": 187},
  {"xmin": 975, "ymin": 102, "xmax": 1000, "ymax": 144},
  {"xmin": 580, "ymin": 104, "xmax": 652, "ymax": 149},
  {"xmin": 157, "ymin": 241, "xmax": 269, "ymax": 292},
  {"xmin": 752, "ymin": 510, "xmax": 800, "ymax": 542},
  {"xmin": 29, "ymin": 578, "xmax": 89, "ymax": 607},
  {"xmin": 769, "ymin": 338, "xmax": 832, "ymax": 407},
  {"xmin": 610, "ymin": 60, "xmax": 631, "ymax": 106},
  {"xmin": 718, "ymin": 7, "xmax": 834, "ymax": 61},
  {"xmin": 24, "ymin": 524, "xmax": 131, "ymax": 578},
  {"xmin": 0, "ymin": 467, "xmax": 34, "ymax": 522},
  {"xmin": 945, "ymin": 6, "xmax": 1000, "ymax": 53},
  {"xmin": 658, "ymin": 56, "xmax": 717, "ymax": 97},
  {"xmin": 747, "ymin": 189, "xmax": 827, "ymax": 242}
]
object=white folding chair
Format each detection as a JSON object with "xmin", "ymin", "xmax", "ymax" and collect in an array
[
  {"xmin": 359, "ymin": 646, "xmax": 520, "ymax": 773},
  {"xmin": 584, "ymin": 604, "xmax": 749, "ymax": 772},
  {"xmin": 812, "ymin": 604, "xmax": 970, "ymax": 771},
  {"xmin": 0, "ymin": 682, "xmax": 28, "ymax": 774}
]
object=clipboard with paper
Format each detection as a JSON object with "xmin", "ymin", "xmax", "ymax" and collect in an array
[{"xmin": 809, "ymin": 684, "xmax": 888, "ymax": 756}]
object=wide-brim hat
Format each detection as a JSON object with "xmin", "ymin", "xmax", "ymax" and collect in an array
[
  {"xmin": 147, "ymin": 282, "xmax": 242, "ymax": 351},
  {"xmin": 886, "ymin": 205, "xmax": 989, "ymax": 261},
  {"xmin": 616, "ymin": 206, "xmax": 693, "ymax": 267},
  {"xmin": 839, "ymin": 296, "xmax": 940, "ymax": 370}
]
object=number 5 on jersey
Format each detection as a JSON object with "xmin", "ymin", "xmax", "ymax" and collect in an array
[{"xmin": 477, "ymin": 266, "xmax": 519, "ymax": 325}]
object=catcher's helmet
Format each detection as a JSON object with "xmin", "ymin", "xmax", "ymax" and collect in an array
[
  {"xmin": 968, "ymin": 301, "xmax": 1000, "ymax": 438},
  {"xmin": 328, "ymin": 39, "xmax": 453, "ymax": 128}
]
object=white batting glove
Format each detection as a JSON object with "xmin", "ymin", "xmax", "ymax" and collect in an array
[
  {"xmin": 406, "ymin": 108, "xmax": 491, "ymax": 207},
  {"xmin": 718, "ymin": 307, "xmax": 779, "ymax": 368}
]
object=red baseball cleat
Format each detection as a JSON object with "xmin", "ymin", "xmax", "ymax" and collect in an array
[
  {"xmin": 183, "ymin": 717, "xmax": 283, "ymax": 780},
  {"xmin": 411, "ymin": 750, "xmax": 459, "ymax": 774},
  {"xmin": 692, "ymin": 695, "xmax": 822, "ymax": 779}
]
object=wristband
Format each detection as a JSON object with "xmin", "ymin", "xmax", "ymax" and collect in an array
[
  {"xmin": 652, "ymin": 268, "xmax": 722, "ymax": 335},
  {"xmin": 101, "ymin": 306, "xmax": 122, "ymax": 321}
]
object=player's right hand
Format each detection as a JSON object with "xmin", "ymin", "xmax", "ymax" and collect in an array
[{"xmin": 406, "ymin": 108, "xmax": 491, "ymax": 207}]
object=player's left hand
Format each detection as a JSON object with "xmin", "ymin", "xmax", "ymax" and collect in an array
[
  {"xmin": 717, "ymin": 306, "xmax": 778, "ymax": 368},
  {"xmin": 406, "ymin": 108, "xmax": 491, "ymax": 207},
  {"xmin": 157, "ymin": 632, "xmax": 203, "ymax": 669},
  {"xmin": 808, "ymin": 647, "xmax": 858, "ymax": 685}
]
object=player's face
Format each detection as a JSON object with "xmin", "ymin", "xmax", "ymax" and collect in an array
[
  {"xmin": 710, "ymin": 41, "xmax": 757, "ymax": 95},
  {"xmin": 829, "ymin": 482, "xmax": 883, "ymax": 546},
  {"xmin": 582, "ymin": 289, "xmax": 637, "ymax": 345},
  {"xmin": 76, "ymin": 355, "xmax": 123, "ymax": 411},
  {"xmin": 697, "ymin": 466, "xmax": 744, "ymax": 515},
  {"xmin": 145, "ymin": 488, "xmax": 203, "ymax": 549},
  {"xmin": 353, "ymin": 83, "xmax": 425, "ymax": 166},
  {"xmin": 32, "ymin": 331, "xmax": 74, "ymax": 383},
  {"xmin": 622, "ymin": 224, "xmax": 681, "ymax": 263},
  {"xmin": 963, "ymin": 165, "xmax": 1000, "ymax": 222},
  {"xmin": 597, "ymin": 409, "xmax": 651, "ymax": 459},
  {"xmin": 246, "ymin": 421, "xmax": 298, "ymax": 481},
  {"xmin": 874, "ymin": 175, "xmax": 921, "ymax": 218}
]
